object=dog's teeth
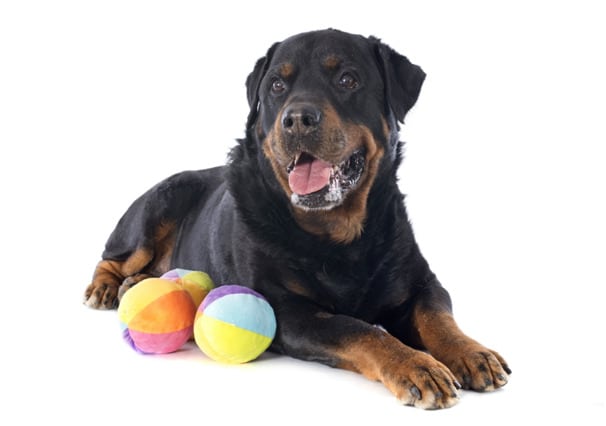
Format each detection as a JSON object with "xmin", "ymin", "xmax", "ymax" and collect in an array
[{"xmin": 287, "ymin": 154, "xmax": 300, "ymax": 173}]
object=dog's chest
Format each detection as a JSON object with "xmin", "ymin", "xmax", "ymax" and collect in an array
[
  {"xmin": 313, "ymin": 265, "xmax": 375, "ymax": 316},
  {"xmin": 309, "ymin": 248, "xmax": 407, "ymax": 319}
]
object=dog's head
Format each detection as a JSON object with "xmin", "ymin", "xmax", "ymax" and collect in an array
[{"xmin": 243, "ymin": 29, "xmax": 425, "ymax": 241}]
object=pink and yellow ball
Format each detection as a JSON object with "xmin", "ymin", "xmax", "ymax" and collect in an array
[{"xmin": 118, "ymin": 278, "xmax": 197, "ymax": 354}]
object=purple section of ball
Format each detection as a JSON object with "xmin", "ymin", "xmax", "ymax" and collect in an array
[
  {"xmin": 161, "ymin": 270, "xmax": 180, "ymax": 280},
  {"xmin": 200, "ymin": 285, "xmax": 265, "ymax": 312},
  {"xmin": 122, "ymin": 325, "xmax": 147, "ymax": 354},
  {"xmin": 161, "ymin": 268, "xmax": 192, "ymax": 281}
]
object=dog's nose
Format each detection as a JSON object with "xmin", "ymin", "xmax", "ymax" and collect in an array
[{"xmin": 281, "ymin": 103, "xmax": 322, "ymax": 136}]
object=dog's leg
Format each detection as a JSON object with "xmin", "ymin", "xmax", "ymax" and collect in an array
[
  {"xmin": 272, "ymin": 300, "xmax": 461, "ymax": 409},
  {"xmin": 413, "ymin": 306, "xmax": 511, "ymax": 391},
  {"xmin": 84, "ymin": 221, "xmax": 176, "ymax": 310},
  {"xmin": 84, "ymin": 249, "xmax": 154, "ymax": 309},
  {"xmin": 411, "ymin": 282, "xmax": 511, "ymax": 391},
  {"xmin": 84, "ymin": 172, "xmax": 211, "ymax": 309},
  {"xmin": 84, "ymin": 216, "xmax": 177, "ymax": 310}
]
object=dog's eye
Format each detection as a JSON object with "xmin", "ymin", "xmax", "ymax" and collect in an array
[
  {"xmin": 271, "ymin": 78, "xmax": 286, "ymax": 94},
  {"xmin": 338, "ymin": 73, "xmax": 359, "ymax": 90}
]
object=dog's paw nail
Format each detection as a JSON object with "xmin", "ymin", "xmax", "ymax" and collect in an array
[{"xmin": 410, "ymin": 385, "xmax": 421, "ymax": 400}]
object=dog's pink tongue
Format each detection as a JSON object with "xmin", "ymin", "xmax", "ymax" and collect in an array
[{"xmin": 288, "ymin": 157, "xmax": 332, "ymax": 195}]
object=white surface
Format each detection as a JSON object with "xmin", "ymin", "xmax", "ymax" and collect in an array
[{"xmin": 1, "ymin": 1, "xmax": 604, "ymax": 424}]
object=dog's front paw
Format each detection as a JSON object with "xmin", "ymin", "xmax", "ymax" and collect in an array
[
  {"xmin": 84, "ymin": 268, "xmax": 152, "ymax": 310},
  {"xmin": 384, "ymin": 351, "xmax": 461, "ymax": 409},
  {"xmin": 438, "ymin": 342, "xmax": 511, "ymax": 391},
  {"xmin": 84, "ymin": 281, "xmax": 119, "ymax": 309},
  {"xmin": 118, "ymin": 273, "xmax": 151, "ymax": 300}
]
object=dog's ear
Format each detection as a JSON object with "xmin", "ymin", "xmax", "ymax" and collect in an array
[
  {"xmin": 373, "ymin": 38, "xmax": 425, "ymax": 124},
  {"xmin": 245, "ymin": 42, "xmax": 280, "ymax": 129}
]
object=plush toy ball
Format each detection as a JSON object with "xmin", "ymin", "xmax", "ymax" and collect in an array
[
  {"xmin": 161, "ymin": 268, "xmax": 215, "ymax": 308},
  {"xmin": 118, "ymin": 278, "xmax": 197, "ymax": 354},
  {"xmin": 194, "ymin": 285, "xmax": 276, "ymax": 364}
]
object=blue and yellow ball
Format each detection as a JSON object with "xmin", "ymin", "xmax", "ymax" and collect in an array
[{"xmin": 194, "ymin": 285, "xmax": 276, "ymax": 364}]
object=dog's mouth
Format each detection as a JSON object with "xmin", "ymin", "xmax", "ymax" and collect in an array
[{"xmin": 286, "ymin": 149, "xmax": 366, "ymax": 210}]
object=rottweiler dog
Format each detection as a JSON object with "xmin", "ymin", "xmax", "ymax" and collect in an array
[{"xmin": 84, "ymin": 29, "xmax": 510, "ymax": 409}]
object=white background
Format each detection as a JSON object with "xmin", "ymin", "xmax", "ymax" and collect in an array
[{"xmin": 1, "ymin": 1, "xmax": 604, "ymax": 424}]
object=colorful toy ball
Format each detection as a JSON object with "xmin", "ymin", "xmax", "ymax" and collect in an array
[
  {"xmin": 118, "ymin": 278, "xmax": 197, "ymax": 354},
  {"xmin": 194, "ymin": 285, "xmax": 277, "ymax": 364},
  {"xmin": 161, "ymin": 268, "xmax": 215, "ymax": 308}
]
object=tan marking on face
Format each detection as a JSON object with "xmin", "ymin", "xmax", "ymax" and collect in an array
[
  {"xmin": 322, "ymin": 54, "xmax": 341, "ymax": 70},
  {"xmin": 316, "ymin": 104, "xmax": 354, "ymax": 160},
  {"xmin": 262, "ymin": 101, "xmax": 386, "ymax": 244},
  {"xmin": 280, "ymin": 62, "xmax": 294, "ymax": 79},
  {"xmin": 262, "ymin": 130, "xmax": 292, "ymax": 197},
  {"xmin": 292, "ymin": 121, "xmax": 384, "ymax": 244}
]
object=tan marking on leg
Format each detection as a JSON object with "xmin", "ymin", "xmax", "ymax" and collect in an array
[
  {"xmin": 148, "ymin": 221, "xmax": 176, "ymax": 275},
  {"xmin": 84, "ymin": 222, "xmax": 177, "ymax": 309},
  {"xmin": 121, "ymin": 248, "xmax": 154, "ymax": 276},
  {"xmin": 332, "ymin": 328, "xmax": 460, "ymax": 409},
  {"xmin": 413, "ymin": 308, "xmax": 511, "ymax": 391},
  {"xmin": 84, "ymin": 248, "xmax": 153, "ymax": 309}
]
